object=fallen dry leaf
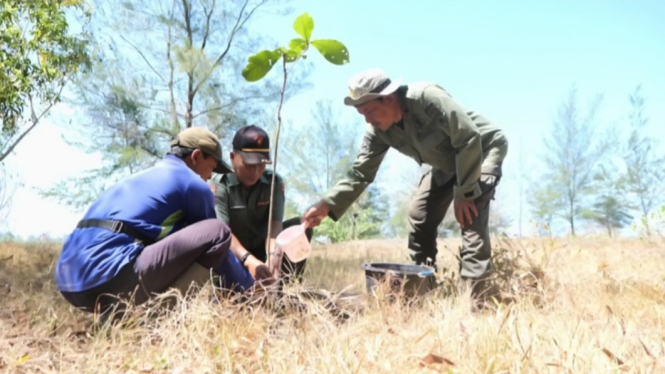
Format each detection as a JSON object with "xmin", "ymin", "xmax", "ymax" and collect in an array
[
  {"xmin": 419, "ymin": 353, "xmax": 455, "ymax": 368},
  {"xmin": 602, "ymin": 348, "xmax": 630, "ymax": 371}
]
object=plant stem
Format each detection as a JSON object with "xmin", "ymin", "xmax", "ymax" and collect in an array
[{"xmin": 265, "ymin": 56, "xmax": 289, "ymax": 269}]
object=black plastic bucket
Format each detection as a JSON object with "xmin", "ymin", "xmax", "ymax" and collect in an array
[{"xmin": 362, "ymin": 263, "xmax": 437, "ymax": 297}]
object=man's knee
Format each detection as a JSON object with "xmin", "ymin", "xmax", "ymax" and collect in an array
[
  {"xmin": 407, "ymin": 200, "xmax": 426, "ymax": 228},
  {"xmin": 198, "ymin": 218, "xmax": 232, "ymax": 244},
  {"xmin": 191, "ymin": 218, "xmax": 232, "ymax": 268}
]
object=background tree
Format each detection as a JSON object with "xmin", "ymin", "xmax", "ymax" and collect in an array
[
  {"xmin": 528, "ymin": 183, "xmax": 560, "ymax": 235},
  {"xmin": 582, "ymin": 167, "xmax": 633, "ymax": 237},
  {"xmin": 621, "ymin": 84, "xmax": 664, "ymax": 237},
  {"xmin": 532, "ymin": 86, "xmax": 608, "ymax": 236},
  {"xmin": 281, "ymin": 100, "xmax": 359, "ymax": 205},
  {"xmin": 42, "ymin": 0, "xmax": 308, "ymax": 207},
  {"xmin": 0, "ymin": 0, "xmax": 91, "ymax": 163},
  {"xmin": 384, "ymin": 165, "xmax": 423, "ymax": 238},
  {"xmin": 315, "ymin": 185, "xmax": 385, "ymax": 243}
]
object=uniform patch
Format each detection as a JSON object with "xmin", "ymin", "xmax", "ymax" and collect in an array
[
  {"xmin": 209, "ymin": 184, "xmax": 217, "ymax": 194},
  {"xmin": 257, "ymin": 200, "xmax": 270, "ymax": 207},
  {"xmin": 254, "ymin": 135, "xmax": 264, "ymax": 147}
]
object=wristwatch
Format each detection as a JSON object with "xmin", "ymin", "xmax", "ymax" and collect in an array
[{"xmin": 240, "ymin": 252, "xmax": 252, "ymax": 265}]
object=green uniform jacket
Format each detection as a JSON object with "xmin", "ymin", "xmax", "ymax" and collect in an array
[
  {"xmin": 209, "ymin": 171, "xmax": 285, "ymax": 252},
  {"xmin": 323, "ymin": 82, "xmax": 508, "ymax": 221}
]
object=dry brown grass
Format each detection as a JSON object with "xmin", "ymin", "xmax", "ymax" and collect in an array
[{"xmin": 1, "ymin": 236, "xmax": 665, "ymax": 373}]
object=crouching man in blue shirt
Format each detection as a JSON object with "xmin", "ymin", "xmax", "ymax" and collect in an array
[{"xmin": 55, "ymin": 127, "xmax": 274, "ymax": 316}]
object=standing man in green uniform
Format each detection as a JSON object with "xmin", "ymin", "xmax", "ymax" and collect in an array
[
  {"xmin": 209, "ymin": 125, "xmax": 313, "ymax": 283},
  {"xmin": 303, "ymin": 68, "xmax": 508, "ymax": 296}
]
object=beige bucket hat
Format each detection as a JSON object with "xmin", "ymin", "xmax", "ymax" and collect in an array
[{"xmin": 343, "ymin": 68, "xmax": 403, "ymax": 107}]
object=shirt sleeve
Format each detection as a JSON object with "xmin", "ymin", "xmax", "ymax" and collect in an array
[
  {"xmin": 422, "ymin": 85, "xmax": 483, "ymax": 201},
  {"xmin": 211, "ymin": 179, "xmax": 230, "ymax": 225},
  {"xmin": 323, "ymin": 127, "xmax": 390, "ymax": 220}
]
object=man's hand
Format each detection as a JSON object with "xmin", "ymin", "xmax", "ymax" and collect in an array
[
  {"xmin": 454, "ymin": 199, "xmax": 478, "ymax": 229},
  {"xmin": 269, "ymin": 245, "xmax": 283, "ymax": 278},
  {"xmin": 244, "ymin": 255, "xmax": 276, "ymax": 285},
  {"xmin": 302, "ymin": 200, "xmax": 330, "ymax": 229}
]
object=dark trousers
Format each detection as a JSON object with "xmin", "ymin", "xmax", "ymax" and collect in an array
[
  {"xmin": 60, "ymin": 219, "xmax": 232, "ymax": 314},
  {"xmin": 247, "ymin": 217, "xmax": 313, "ymax": 283},
  {"xmin": 407, "ymin": 172, "xmax": 500, "ymax": 280}
]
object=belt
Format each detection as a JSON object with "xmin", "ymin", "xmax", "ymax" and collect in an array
[{"xmin": 76, "ymin": 219, "xmax": 155, "ymax": 245}]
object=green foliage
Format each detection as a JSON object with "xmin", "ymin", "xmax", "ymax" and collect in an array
[
  {"xmin": 242, "ymin": 50, "xmax": 282, "ymax": 82},
  {"xmin": 582, "ymin": 195, "xmax": 633, "ymax": 238},
  {"xmin": 43, "ymin": 0, "xmax": 300, "ymax": 207},
  {"xmin": 528, "ymin": 183, "xmax": 561, "ymax": 229},
  {"xmin": 621, "ymin": 85, "xmax": 665, "ymax": 236},
  {"xmin": 315, "ymin": 185, "xmax": 389, "ymax": 243},
  {"xmin": 316, "ymin": 203, "xmax": 382, "ymax": 243},
  {"xmin": 292, "ymin": 12, "xmax": 314, "ymax": 42},
  {"xmin": 310, "ymin": 40, "xmax": 350, "ymax": 65},
  {"xmin": 534, "ymin": 86, "xmax": 609, "ymax": 236},
  {"xmin": 580, "ymin": 167, "xmax": 634, "ymax": 237},
  {"xmin": 240, "ymin": 12, "xmax": 349, "ymax": 250},
  {"xmin": 241, "ymin": 12, "xmax": 349, "ymax": 82},
  {"xmin": 0, "ymin": 0, "xmax": 91, "ymax": 161}
]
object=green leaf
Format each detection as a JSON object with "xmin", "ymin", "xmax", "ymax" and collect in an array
[
  {"xmin": 279, "ymin": 39, "xmax": 307, "ymax": 63},
  {"xmin": 289, "ymin": 38, "xmax": 307, "ymax": 54},
  {"xmin": 241, "ymin": 49, "xmax": 282, "ymax": 82},
  {"xmin": 293, "ymin": 12, "xmax": 314, "ymax": 42},
  {"xmin": 283, "ymin": 50, "xmax": 299, "ymax": 63},
  {"xmin": 276, "ymin": 46, "xmax": 299, "ymax": 63},
  {"xmin": 310, "ymin": 39, "xmax": 350, "ymax": 65}
]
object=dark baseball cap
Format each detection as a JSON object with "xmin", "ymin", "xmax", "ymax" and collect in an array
[
  {"xmin": 170, "ymin": 127, "xmax": 232, "ymax": 173},
  {"xmin": 232, "ymin": 125, "xmax": 271, "ymax": 165}
]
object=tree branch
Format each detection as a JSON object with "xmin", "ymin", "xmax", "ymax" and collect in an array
[
  {"xmin": 191, "ymin": 0, "xmax": 267, "ymax": 98},
  {"xmin": 166, "ymin": 0, "xmax": 180, "ymax": 129},
  {"xmin": 181, "ymin": 0, "xmax": 195, "ymax": 128},
  {"xmin": 190, "ymin": 92, "xmax": 278, "ymax": 119},
  {"xmin": 200, "ymin": 0, "xmax": 215, "ymax": 50},
  {"xmin": 0, "ymin": 81, "xmax": 65, "ymax": 163},
  {"xmin": 119, "ymin": 34, "xmax": 166, "ymax": 83}
]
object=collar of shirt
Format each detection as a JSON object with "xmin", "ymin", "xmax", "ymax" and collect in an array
[
  {"xmin": 226, "ymin": 172, "xmax": 273, "ymax": 187},
  {"xmin": 162, "ymin": 153, "xmax": 191, "ymax": 170}
]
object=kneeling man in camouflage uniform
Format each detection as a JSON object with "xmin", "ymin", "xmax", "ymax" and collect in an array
[{"xmin": 303, "ymin": 68, "xmax": 508, "ymax": 294}]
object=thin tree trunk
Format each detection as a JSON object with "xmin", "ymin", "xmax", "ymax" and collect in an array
[
  {"xmin": 569, "ymin": 200, "xmax": 576, "ymax": 236},
  {"xmin": 182, "ymin": 0, "xmax": 194, "ymax": 128},
  {"xmin": 167, "ymin": 0, "xmax": 179, "ymax": 129}
]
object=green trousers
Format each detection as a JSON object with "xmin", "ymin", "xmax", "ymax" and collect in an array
[{"xmin": 407, "ymin": 171, "xmax": 500, "ymax": 280}]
